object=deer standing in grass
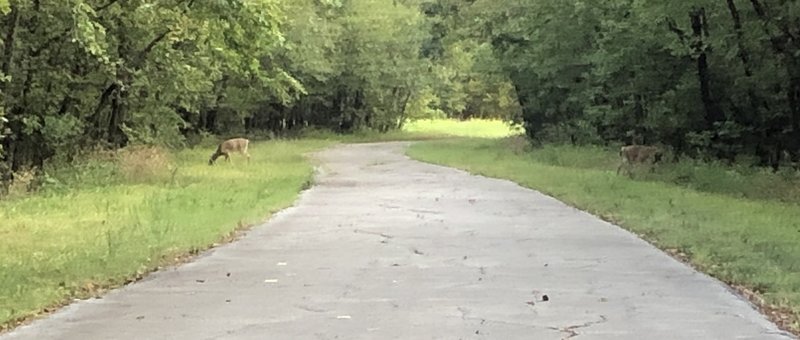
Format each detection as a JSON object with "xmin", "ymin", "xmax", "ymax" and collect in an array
[
  {"xmin": 209, "ymin": 138, "xmax": 251, "ymax": 165},
  {"xmin": 617, "ymin": 145, "xmax": 663, "ymax": 176}
]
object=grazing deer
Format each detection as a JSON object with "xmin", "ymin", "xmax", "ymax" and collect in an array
[
  {"xmin": 617, "ymin": 145, "xmax": 663, "ymax": 176},
  {"xmin": 209, "ymin": 138, "xmax": 251, "ymax": 165}
]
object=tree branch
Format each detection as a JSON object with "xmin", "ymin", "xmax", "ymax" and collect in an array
[
  {"xmin": 95, "ymin": 0, "xmax": 122, "ymax": 12},
  {"xmin": 141, "ymin": 30, "xmax": 170, "ymax": 57},
  {"xmin": 136, "ymin": 0, "xmax": 198, "ymax": 64},
  {"xmin": 666, "ymin": 18, "xmax": 687, "ymax": 43}
]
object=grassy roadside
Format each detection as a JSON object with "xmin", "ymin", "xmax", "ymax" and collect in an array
[
  {"xmin": 0, "ymin": 139, "xmax": 331, "ymax": 329},
  {"xmin": 407, "ymin": 138, "xmax": 800, "ymax": 334},
  {"xmin": 0, "ymin": 118, "xmax": 519, "ymax": 330}
]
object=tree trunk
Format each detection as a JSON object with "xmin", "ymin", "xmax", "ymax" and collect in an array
[
  {"xmin": 396, "ymin": 91, "xmax": 412, "ymax": 129},
  {"xmin": 726, "ymin": 0, "xmax": 753, "ymax": 77},
  {"xmin": 107, "ymin": 88, "xmax": 128, "ymax": 146},
  {"xmin": 92, "ymin": 83, "xmax": 118, "ymax": 140},
  {"xmin": 788, "ymin": 77, "xmax": 800, "ymax": 166},
  {"xmin": 633, "ymin": 94, "xmax": 646, "ymax": 143},
  {"xmin": 690, "ymin": 8, "xmax": 725, "ymax": 129}
]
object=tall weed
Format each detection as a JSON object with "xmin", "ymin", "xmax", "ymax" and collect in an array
[{"xmin": 115, "ymin": 146, "xmax": 175, "ymax": 184}]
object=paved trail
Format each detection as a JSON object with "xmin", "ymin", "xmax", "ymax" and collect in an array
[{"xmin": 2, "ymin": 143, "xmax": 794, "ymax": 340}]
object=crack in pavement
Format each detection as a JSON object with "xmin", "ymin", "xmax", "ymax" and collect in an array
[
  {"xmin": 408, "ymin": 208, "xmax": 443, "ymax": 215},
  {"xmin": 378, "ymin": 203, "xmax": 403, "ymax": 210},
  {"xmin": 295, "ymin": 305, "xmax": 327, "ymax": 313},
  {"xmin": 353, "ymin": 229, "xmax": 393, "ymax": 240},
  {"xmin": 549, "ymin": 315, "xmax": 608, "ymax": 339},
  {"xmin": 457, "ymin": 306, "xmax": 552, "ymax": 336}
]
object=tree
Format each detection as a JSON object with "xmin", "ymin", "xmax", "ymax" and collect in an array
[
  {"xmin": 255, "ymin": 0, "xmax": 432, "ymax": 133},
  {"xmin": 0, "ymin": 0, "xmax": 296, "ymax": 175},
  {"xmin": 461, "ymin": 0, "xmax": 799, "ymax": 167}
]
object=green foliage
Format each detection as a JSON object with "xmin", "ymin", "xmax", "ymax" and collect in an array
[
  {"xmin": 2, "ymin": 0, "xmax": 798, "ymax": 175},
  {"xmin": 0, "ymin": 0, "xmax": 529, "ymax": 180},
  {"xmin": 267, "ymin": 0, "xmax": 433, "ymax": 132},
  {"xmin": 0, "ymin": 0, "xmax": 293, "ymax": 175},
  {"xmin": 420, "ymin": 1, "xmax": 522, "ymax": 123},
  {"xmin": 461, "ymin": 0, "xmax": 800, "ymax": 167}
]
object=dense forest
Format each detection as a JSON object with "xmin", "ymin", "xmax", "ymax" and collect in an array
[{"xmin": 1, "ymin": 0, "xmax": 798, "ymax": 188}]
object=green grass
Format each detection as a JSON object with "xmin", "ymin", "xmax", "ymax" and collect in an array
[
  {"xmin": 297, "ymin": 118, "xmax": 522, "ymax": 142},
  {"xmin": 0, "ymin": 118, "xmax": 515, "ymax": 329},
  {"xmin": 521, "ymin": 144, "xmax": 800, "ymax": 204},
  {"xmin": 0, "ymin": 139, "xmax": 331, "ymax": 328},
  {"xmin": 407, "ymin": 138, "xmax": 800, "ymax": 332},
  {"xmin": 402, "ymin": 119, "xmax": 523, "ymax": 138},
  {"xmin": 3, "ymin": 118, "xmax": 797, "ymax": 332}
]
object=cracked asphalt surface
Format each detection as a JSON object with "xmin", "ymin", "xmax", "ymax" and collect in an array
[{"xmin": 2, "ymin": 142, "xmax": 795, "ymax": 339}]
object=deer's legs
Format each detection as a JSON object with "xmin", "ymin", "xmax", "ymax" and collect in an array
[
  {"xmin": 242, "ymin": 145, "xmax": 251, "ymax": 164},
  {"xmin": 617, "ymin": 160, "xmax": 629, "ymax": 175}
]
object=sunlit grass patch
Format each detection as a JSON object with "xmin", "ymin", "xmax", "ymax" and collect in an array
[
  {"xmin": 297, "ymin": 119, "xmax": 522, "ymax": 142},
  {"xmin": 403, "ymin": 119, "xmax": 522, "ymax": 138}
]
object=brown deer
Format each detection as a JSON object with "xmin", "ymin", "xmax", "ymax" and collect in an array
[
  {"xmin": 617, "ymin": 145, "xmax": 663, "ymax": 176},
  {"xmin": 209, "ymin": 138, "xmax": 251, "ymax": 165}
]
